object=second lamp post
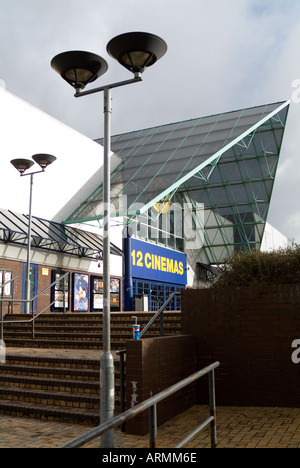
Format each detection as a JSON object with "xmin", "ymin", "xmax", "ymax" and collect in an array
[{"xmin": 10, "ymin": 154, "xmax": 57, "ymax": 314}]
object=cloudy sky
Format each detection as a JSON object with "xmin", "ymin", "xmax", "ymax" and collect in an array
[{"xmin": 1, "ymin": 0, "xmax": 300, "ymax": 242}]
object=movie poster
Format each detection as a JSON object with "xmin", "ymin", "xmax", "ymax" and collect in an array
[
  {"xmin": 110, "ymin": 278, "xmax": 120, "ymax": 310},
  {"xmin": 73, "ymin": 273, "xmax": 89, "ymax": 312}
]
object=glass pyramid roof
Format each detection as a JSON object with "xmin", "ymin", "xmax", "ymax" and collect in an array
[
  {"xmin": 65, "ymin": 100, "xmax": 289, "ymax": 224},
  {"xmin": 64, "ymin": 100, "xmax": 290, "ymax": 263}
]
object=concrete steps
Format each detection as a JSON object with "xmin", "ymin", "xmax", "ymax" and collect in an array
[
  {"xmin": 3, "ymin": 312, "xmax": 181, "ymax": 350},
  {"xmin": 0, "ymin": 311, "xmax": 181, "ymax": 424},
  {"xmin": 0, "ymin": 353, "xmax": 119, "ymax": 425}
]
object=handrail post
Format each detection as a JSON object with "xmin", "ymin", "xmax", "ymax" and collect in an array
[
  {"xmin": 149, "ymin": 403, "xmax": 157, "ymax": 449},
  {"xmin": 119, "ymin": 350, "xmax": 126, "ymax": 432},
  {"xmin": 32, "ymin": 298, "xmax": 35, "ymax": 339},
  {"xmin": 209, "ymin": 369, "xmax": 217, "ymax": 448},
  {"xmin": 63, "ymin": 275, "xmax": 66, "ymax": 314},
  {"xmin": 160, "ymin": 313, "xmax": 164, "ymax": 336}
]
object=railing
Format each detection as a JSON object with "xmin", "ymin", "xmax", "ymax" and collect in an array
[
  {"xmin": 140, "ymin": 291, "xmax": 180, "ymax": 339},
  {"xmin": 0, "ymin": 272, "xmax": 69, "ymax": 340},
  {"xmin": 61, "ymin": 361, "xmax": 220, "ymax": 449}
]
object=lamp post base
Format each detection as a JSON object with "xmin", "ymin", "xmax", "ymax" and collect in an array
[{"xmin": 100, "ymin": 351, "xmax": 115, "ymax": 448}]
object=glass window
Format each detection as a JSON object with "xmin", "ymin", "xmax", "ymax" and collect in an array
[{"xmin": 132, "ymin": 279, "xmax": 184, "ymax": 312}]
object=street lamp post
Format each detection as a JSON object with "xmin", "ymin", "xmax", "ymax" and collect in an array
[
  {"xmin": 10, "ymin": 154, "xmax": 57, "ymax": 314},
  {"xmin": 51, "ymin": 32, "xmax": 167, "ymax": 448}
]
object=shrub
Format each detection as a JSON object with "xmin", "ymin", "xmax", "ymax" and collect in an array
[{"xmin": 214, "ymin": 244, "xmax": 300, "ymax": 288}]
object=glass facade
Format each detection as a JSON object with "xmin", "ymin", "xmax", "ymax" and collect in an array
[{"xmin": 65, "ymin": 100, "xmax": 290, "ymax": 265}]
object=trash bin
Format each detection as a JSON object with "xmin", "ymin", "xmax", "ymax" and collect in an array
[{"xmin": 135, "ymin": 294, "xmax": 148, "ymax": 311}]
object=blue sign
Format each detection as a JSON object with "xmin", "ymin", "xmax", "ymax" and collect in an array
[{"xmin": 131, "ymin": 238, "xmax": 187, "ymax": 285}]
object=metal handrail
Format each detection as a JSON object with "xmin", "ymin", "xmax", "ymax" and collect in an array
[
  {"xmin": 0, "ymin": 271, "xmax": 69, "ymax": 339},
  {"xmin": 61, "ymin": 361, "xmax": 220, "ymax": 449},
  {"xmin": 0, "ymin": 274, "xmax": 19, "ymax": 291},
  {"xmin": 140, "ymin": 291, "xmax": 180, "ymax": 339}
]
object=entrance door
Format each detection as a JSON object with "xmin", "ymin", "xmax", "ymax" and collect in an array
[
  {"xmin": 132, "ymin": 279, "xmax": 184, "ymax": 311},
  {"xmin": 22, "ymin": 263, "xmax": 38, "ymax": 313}
]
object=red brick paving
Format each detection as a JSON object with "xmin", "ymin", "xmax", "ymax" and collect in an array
[
  {"xmin": 1, "ymin": 347, "xmax": 299, "ymax": 448},
  {"xmin": 0, "ymin": 405, "xmax": 299, "ymax": 448}
]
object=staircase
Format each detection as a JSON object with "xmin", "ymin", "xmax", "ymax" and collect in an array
[
  {"xmin": 0, "ymin": 353, "xmax": 103, "ymax": 425},
  {"xmin": 0, "ymin": 311, "xmax": 181, "ymax": 425},
  {"xmin": 2, "ymin": 312, "xmax": 181, "ymax": 349}
]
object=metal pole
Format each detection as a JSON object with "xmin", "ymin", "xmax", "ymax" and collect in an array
[
  {"xmin": 25, "ymin": 174, "xmax": 33, "ymax": 314},
  {"xmin": 32, "ymin": 298, "xmax": 35, "ymax": 339},
  {"xmin": 63, "ymin": 275, "xmax": 66, "ymax": 314},
  {"xmin": 209, "ymin": 369, "xmax": 217, "ymax": 448},
  {"xmin": 100, "ymin": 86, "xmax": 115, "ymax": 448},
  {"xmin": 123, "ymin": 227, "xmax": 133, "ymax": 311},
  {"xmin": 118, "ymin": 350, "xmax": 126, "ymax": 432},
  {"xmin": 149, "ymin": 403, "xmax": 158, "ymax": 449}
]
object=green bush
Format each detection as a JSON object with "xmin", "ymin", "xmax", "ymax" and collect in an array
[{"xmin": 214, "ymin": 244, "xmax": 300, "ymax": 288}]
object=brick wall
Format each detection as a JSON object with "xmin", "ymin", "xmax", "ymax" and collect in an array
[
  {"xmin": 0, "ymin": 259, "xmax": 23, "ymax": 314},
  {"xmin": 125, "ymin": 335, "xmax": 197, "ymax": 435},
  {"xmin": 182, "ymin": 285, "xmax": 300, "ymax": 407},
  {"xmin": 0, "ymin": 257, "xmax": 122, "ymax": 314},
  {"xmin": 36, "ymin": 265, "xmax": 51, "ymax": 314},
  {"xmin": 0, "ymin": 261, "xmax": 54, "ymax": 315}
]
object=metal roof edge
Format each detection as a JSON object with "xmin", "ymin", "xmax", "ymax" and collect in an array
[{"xmin": 94, "ymin": 100, "xmax": 289, "ymax": 141}]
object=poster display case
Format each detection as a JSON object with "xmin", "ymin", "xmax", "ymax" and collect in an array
[
  {"xmin": 72, "ymin": 273, "xmax": 89, "ymax": 312},
  {"xmin": 50, "ymin": 271, "xmax": 121, "ymax": 313},
  {"xmin": 51, "ymin": 270, "xmax": 70, "ymax": 312},
  {"xmin": 91, "ymin": 276, "xmax": 121, "ymax": 312},
  {"xmin": 0, "ymin": 270, "xmax": 13, "ymax": 298}
]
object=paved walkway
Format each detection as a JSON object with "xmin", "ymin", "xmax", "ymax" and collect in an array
[
  {"xmin": 0, "ymin": 405, "xmax": 300, "ymax": 448},
  {"xmin": 1, "ymin": 347, "xmax": 300, "ymax": 448}
]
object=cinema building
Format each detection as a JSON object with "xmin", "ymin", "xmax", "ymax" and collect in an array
[{"xmin": 0, "ymin": 93, "xmax": 290, "ymax": 313}]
